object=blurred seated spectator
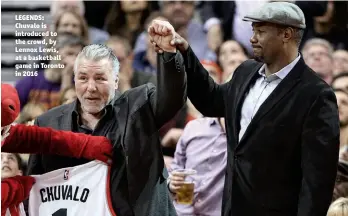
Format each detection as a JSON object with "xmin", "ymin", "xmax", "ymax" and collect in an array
[
  {"xmin": 200, "ymin": 60, "xmax": 223, "ymax": 84},
  {"xmin": 60, "ymin": 86, "xmax": 77, "ymax": 105},
  {"xmin": 332, "ymin": 73, "xmax": 348, "ymax": 93},
  {"xmin": 306, "ymin": 1, "xmax": 348, "ymax": 50},
  {"xmin": 217, "ymin": 40, "xmax": 248, "ymax": 80},
  {"xmin": 200, "ymin": 1, "xmax": 266, "ymax": 55},
  {"xmin": 50, "ymin": 0, "xmax": 84, "ymax": 19},
  {"xmin": 302, "ymin": 38, "xmax": 334, "ymax": 84},
  {"xmin": 15, "ymin": 34, "xmax": 84, "ymax": 110},
  {"xmin": 105, "ymin": 1, "xmax": 155, "ymax": 48},
  {"xmin": 333, "ymin": 50, "xmax": 348, "ymax": 76},
  {"xmin": 16, "ymin": 103, "xmax": 47, "ymax": 125},
  {"xmin": 339, "ymin": 147, "xmax": 348, "ymax": 166},
  {"xmin": 105, "ymin": 36, "xmax": 156, "ymax": 93},
  {"xmin": 134, "ymin": 1, "xmax": 216, "ymax": 64},
  {"xmin": 132, "ymin": 11, "xmax": 167, "ymax": 74},
  {"xmin": 334, "ymin": 89, "xmax": 348, "ymax": 148},
  {"xmin": 327, "ymin": 197, "xmax": 348, "ymax": 216},
  {"xmin": 54, "ymin": 10, "xmax": 90, "ymax": 44},
  {"xmin": 50, "ymin": 0, "xmax": 109, "ymax": 44}
]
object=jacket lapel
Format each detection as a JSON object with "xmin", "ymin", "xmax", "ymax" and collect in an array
[
  {"xmin": 112, "ymin": 93, "xmax": 129, "ymax": 156},
  {"xmin": 58, "ymin": 102, "xmax": 75, "ymax": 131},
  {"xmin": 237, "ymin": 58, "xmax": 304, "ymax": 147}
]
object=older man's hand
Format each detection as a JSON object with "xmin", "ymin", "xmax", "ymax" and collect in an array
[{"xmin": 148, "ymin": 20, "xmax": 177, "ymax": 53}]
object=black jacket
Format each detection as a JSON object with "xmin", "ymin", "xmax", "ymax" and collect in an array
[
  {"xmin": 27, "ymin": 52, "xmax": 187, "ymax": 216},
  {"xmin": 182, "ymin": 46, "xmax": 339, "ymax": 216}
]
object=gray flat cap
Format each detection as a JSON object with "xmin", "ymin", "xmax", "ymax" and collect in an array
[{"xmin": 243, "ymin": 1, "xmax": 306, "ymax": 29}]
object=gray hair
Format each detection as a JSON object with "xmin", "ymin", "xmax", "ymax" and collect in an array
[
  {"xmin": 74, "ymin": 44, "xmax": 120, "ymax": 80},
  {"xmin": 301, "ymin": 38, "xmax": 334, "ymax": 58},
  {"xmin": 55, "ymin": 33, "xmax": 85, "ymax": 50},
  {"xmin": 293, "ymin": 28, "xmax": 304, "ymax": 47}
]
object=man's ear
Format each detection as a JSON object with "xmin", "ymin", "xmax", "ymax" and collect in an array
[
  {"xmin": 115, "ymin": 76, "xmax": 119, "ymax": 89},
  {"xmin": 282, "ymin": 27, "xmax": 294, "ymax": 43},
  {"xmin": 18, "ymin": 170, "xmax": 23, "ymax": 176}
]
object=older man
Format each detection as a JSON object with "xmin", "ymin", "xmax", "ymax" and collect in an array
[
  {"xmin": 27, "ymin": 44, "xmax": 186, "ymax": 216},
  {"xmin": 149, "ymin": 1, "xmax": 340, "ymax": 216},
  {"xmin": 302, "ymin": 38, "xmax": 334, "ymax": 84}
]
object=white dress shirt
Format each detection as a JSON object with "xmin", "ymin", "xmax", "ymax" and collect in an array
[{"xmin": 239, "ymin": 55, "xmax": 301, "ymax": 141}]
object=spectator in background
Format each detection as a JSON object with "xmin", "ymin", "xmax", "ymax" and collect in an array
[
  {"xmin": 302, "ymin": 38, "xmax": 334, "ymax": 84},
  {"xmin": 200, "ymin": 1, "xmax": 266, "ymax": 55},
  {"xmin": 334, "ymin": 89, "xmax": 348, "ymax": 148},
  {"xmin": 54, "ymin": 10, "xmax": 90, "ymax": 44},
  {"xmin": 333, "ymin": 50, "xmax": 348, "ymax": 76},
  {"xmin": 15, "ymin": 34, "xmax": 84, "ymax": 110},
  {"xmin": 58, "ymin": 34, "xmax": 85, "ymax": 91},
  {"xmin": 105, "ymin": 36, "xmax": 156, "ymax": 93},
  {"xmin": 200, "ymin": 60, "xmax": 224, "ymax": 88},
  {"xmin": 169, "ymin": 117, "xmax": 227, "ymax": 216},
  {"xmin": 50, "ymin": 0, "xmax": 109, "ymax": 44},
  {"xmin": 309, "ymin": 1, "xmax": 348, "ymax": 50},
  {"xmin": 105, "ymin": 1, "xmax": 155, "ymax": 48},
  {"xmin": 332, "ymin": 162, "xmax": 348, "ymax": 202},
  {"xmin": 332, "ymin": 73, "xmax": 348, "ymax": 92},
  {"xmin": 16, "ymin": 103, "xmax": 47, "ymax": 125},
  {"xmin": 50, "ymin": 0, "xmax": 84, "ymax": 20},
  {"xmin": 1, "ymin": 153, "xmax": 24, "ymax": 180},
  {"xmin": 1, "ymin": 152, "xmax": 27, "ymax": 215},
  {"xmin": 60, "ymin": 86, "xmax": 77, "ymax": 105},
  {"xmin": 132, "ymin": 11, "xmax": 167, "ymax": 75},
  {"xmin": 134, "ymin": 1, "xmax": 216, "ymax": 62},
  {"xmin": 169, "ymin": 75, "xmax": 228, "ymax": 216},
  {"xmin": 327, "ymin": 197, "xmax": 348, "ymax": 216},
  {"xmin": 217, "ymin": 40, "xmax": 249, "ymax": 80},
  {"xmin": 50, "ymin": 0, "xmax": 84, "ymax": 19}
]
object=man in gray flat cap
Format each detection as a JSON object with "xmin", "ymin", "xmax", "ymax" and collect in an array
[{"xmin": 149, "ymin": 1, "xmax": 340, "ymax": 216}]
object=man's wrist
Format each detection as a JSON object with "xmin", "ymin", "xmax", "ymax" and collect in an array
[
  {"xmin": 162, "ymin": 51, "xmax": 177, "ymax": 62},
  {"xmin": 163, "ymin": 48, "xmax": 177, "ymax": 53}
]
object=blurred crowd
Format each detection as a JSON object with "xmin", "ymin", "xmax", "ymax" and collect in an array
[{"xmin": 2, "ymin": 0, "xmax": 348, "ymax": 215}]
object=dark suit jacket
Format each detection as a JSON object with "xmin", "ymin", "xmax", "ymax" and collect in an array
[
  {"xmin": 182, "ymin": 46, "xmax": 340, "ymax": 216},
  {"xmin": 26, "ymin": 52, "xmax": 187, "ymax": 216}
]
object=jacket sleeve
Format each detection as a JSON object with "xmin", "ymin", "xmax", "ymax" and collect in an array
[
  {"xmin": 1, "ymin": 176, "xmax": 35, "ymax": 211},
  {"xmin": 2, "ymin": 124, "xmax": 89, "ymax": 158},
  {"xmin": 150, "ymin": 52, "xmax": 187, "ymax": 128},
  {"xmin": 181, "ymin": 46, "xmax": 228, "ymax": 117},
  {"xmin": 298, "ymin": 88, "xmax": 340, "ymax": 216}
]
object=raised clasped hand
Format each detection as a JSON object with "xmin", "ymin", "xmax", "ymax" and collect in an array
[{"xmin": 148, "ymin": 19, "xmax": 177, "ymax": 53}]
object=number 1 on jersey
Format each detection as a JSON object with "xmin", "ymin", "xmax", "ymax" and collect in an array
[{"xmin": 52, "ymin": 208, "xmax": 67, "ymax": 216}]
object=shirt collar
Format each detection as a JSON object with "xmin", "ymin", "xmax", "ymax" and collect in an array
[{"xmin": 258, "ymin": 54, "xmax": 301, "ymax": 81}]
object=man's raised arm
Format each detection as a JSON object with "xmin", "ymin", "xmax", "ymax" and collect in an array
[
  {"xmin": 147, "ymin": 20, "xmax": 187, "ymax": 128},
  {"xmin": 148, "ymin": 20, "xmax": 227, "ymax": 118}
]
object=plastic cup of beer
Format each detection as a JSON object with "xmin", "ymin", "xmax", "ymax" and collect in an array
[{"xmin": 172, "ymin": 169, "xmax": 197, "ymax": 205}]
